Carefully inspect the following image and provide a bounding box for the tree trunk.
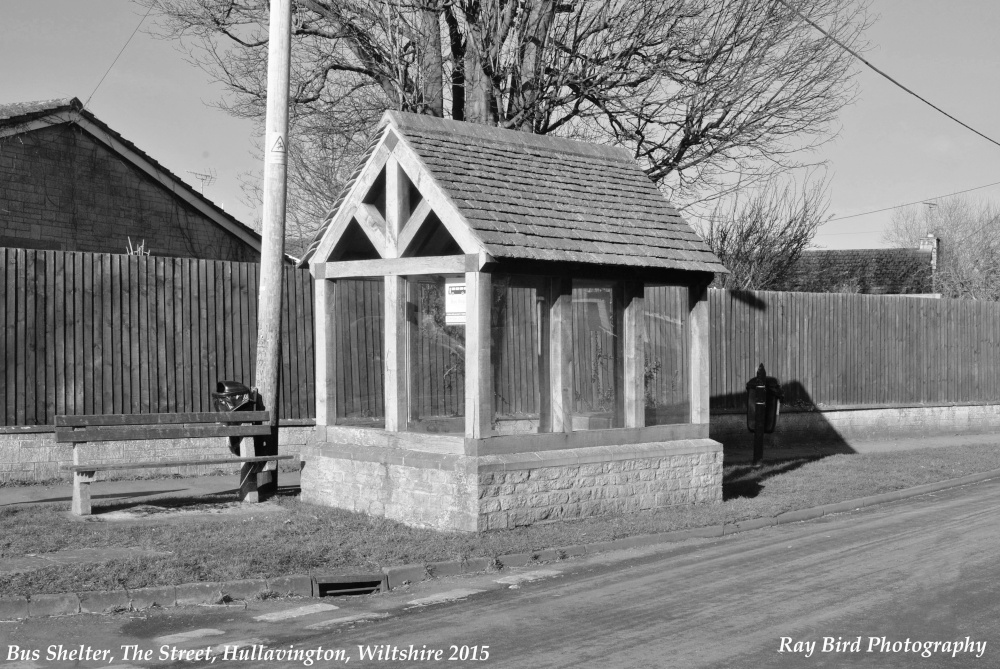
[419,2,444,117]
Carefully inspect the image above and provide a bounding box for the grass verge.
[2,443,999,597]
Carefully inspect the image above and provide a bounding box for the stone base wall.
[0,426,314,484]
[479,444,721,530]
[300,450,479,531]
[710,404,1000,452]
[301,435,722,532]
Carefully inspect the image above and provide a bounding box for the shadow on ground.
[723,457,820,501]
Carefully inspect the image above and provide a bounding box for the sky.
[2,1,1000,250]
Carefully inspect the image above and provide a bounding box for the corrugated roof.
[303,111,725,273]
[0,97,260,246]
[774,248,934,294]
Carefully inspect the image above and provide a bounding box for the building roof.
[0,97,261,252]
[302,111,726,273]
[774,248,934,294]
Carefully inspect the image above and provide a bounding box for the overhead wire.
[776,0,1000,235]
[775,0,1000,151]
[82,5,154,111]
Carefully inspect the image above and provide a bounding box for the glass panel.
[643,284,690,425]
[490,275,550,434]
[571,280,622,430]
[334,278,385,426]
[410,276,465,432]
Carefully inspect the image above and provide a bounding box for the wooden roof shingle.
[302,111,726,273]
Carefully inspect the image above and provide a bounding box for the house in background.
[772,235,939,295]
[0,97,260,261]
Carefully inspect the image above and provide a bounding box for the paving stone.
[28,593,80,617]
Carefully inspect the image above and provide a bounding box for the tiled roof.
[774,249,934,294]
[0,97,260,245]
[302,112,726,273]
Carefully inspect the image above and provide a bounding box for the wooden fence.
[710,288,1000,410]
[0,248,314,426]
[6,253,1000,429]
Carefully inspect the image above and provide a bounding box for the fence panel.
[0,248,314,425]
[709,288,1000,410]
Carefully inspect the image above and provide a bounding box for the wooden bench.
[55,412,295,515]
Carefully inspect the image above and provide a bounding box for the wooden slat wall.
[708,288,1000,410]
[333,278,384,420]
[0,248,315,425]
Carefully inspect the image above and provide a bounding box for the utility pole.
[245,0,292,501]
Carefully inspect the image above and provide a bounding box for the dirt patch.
[87,500,288,523]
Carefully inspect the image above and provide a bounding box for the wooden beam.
[689,282,710,424]
[397,198,433,256]
[314,278,337,425]
[392,143,487,256]
[550,278,574,433]
[623,282,645,428]
[384,276,408,431]
[385,157,408,258]
[354,203,387,252]
[318,255,476,279]
[465,271,492,438]
[310,143,392,263]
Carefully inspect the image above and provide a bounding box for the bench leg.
[72,471,95,516]
[239,461,264,503]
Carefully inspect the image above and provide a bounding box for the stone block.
[28,593,80,617]
[384,563,427,589]
[266,575,314,597]
[426,560,464,579]
[462,557,493,574]
[220,579,269,602]
[0,596,30,620]
[175,582,226,606]
[497,552,532,568]
[78,589,131,614]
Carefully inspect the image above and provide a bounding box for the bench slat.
[61,455,296,472]
[55,412,271,427]
[55,423,272,443]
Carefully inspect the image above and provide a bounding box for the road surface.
[3,477,999,668]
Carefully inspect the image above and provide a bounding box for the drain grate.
[314,573,387,597]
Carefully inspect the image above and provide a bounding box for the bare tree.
[884,196,1000,300]
[138,0,870,234]
[700,175,831,290]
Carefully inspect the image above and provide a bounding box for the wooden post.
[313,277,337,426]
[465,271,492,438]
[689,281,711,425]
[384,276,408,431]
[250,0,292,500]
[550,278,574,433]
[623,282,645,428]
[71,445,93,515]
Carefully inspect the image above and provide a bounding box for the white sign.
[445,277,466,325]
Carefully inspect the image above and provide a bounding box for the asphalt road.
[3,478,999,669]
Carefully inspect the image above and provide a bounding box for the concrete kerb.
[3,468,999,620]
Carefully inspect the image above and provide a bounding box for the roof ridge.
[384,111,631,163]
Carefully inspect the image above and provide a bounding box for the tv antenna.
[186,168,217,194]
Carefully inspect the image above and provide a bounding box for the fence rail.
[0,248,314,426]
[709,288,1000,410]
